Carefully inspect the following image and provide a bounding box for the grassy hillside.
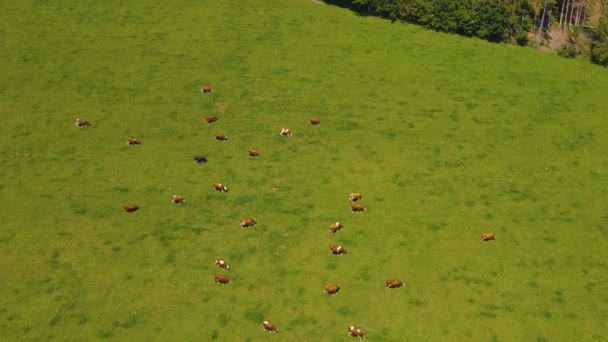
[1,0,607,340]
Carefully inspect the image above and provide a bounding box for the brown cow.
[280,128,292,136]
[215,256,230,270]
[262,320,279,333]
[200,85,213,94]
[205,115,218,123]
[171,195,185,204]
[348,325,365,338]
[481,233,496,241]
[351,204,365,212]
[386,278,404,289]
[214,274,230,284]
[127,137,141,145]
[213,132,228,141]
[247,148,260,158]
[75,118,91,127]
[309,117,320,125]
[122,204,139,213]
[349,193,362,202]
[329,222,343,234]
[240,218,257,228]
[329,244,346,255]
[324,284,340,295]
[213,182,228,192]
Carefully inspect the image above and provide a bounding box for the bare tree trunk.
[537,1,548,44]
[569,0,577,26]
[564,0,572,28]
[560,0,567,30]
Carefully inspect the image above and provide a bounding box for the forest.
[325,0,608,66]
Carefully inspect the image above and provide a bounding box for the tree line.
[324,0,608,66]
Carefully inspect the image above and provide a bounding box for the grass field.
[1,0,608,340]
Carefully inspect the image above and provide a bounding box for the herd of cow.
[74,84,496,338]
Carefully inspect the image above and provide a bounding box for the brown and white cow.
[127,137,141,145]
[215,256,230,270]
[205,115,218,123]
[240,218,257,228]
[329,244,346,255]
[213,132,228,141]
[351,204,365,212]
[171,195,185,204]
[247,148,260,158]
[213,182,228,192]
[280,128,292,136]
[349,193,362,202]
[122,204,139,213]
[262,320,279,333]
[309,117,320,125]
[324,284,340,295]
[329,222,343,234]
[75,118,91,127]
[200,85,213,94]
[214,274,230,284]
[481,233,496,241]
[386,278,404,289]
[348,325,365,338]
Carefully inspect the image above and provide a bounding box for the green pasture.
[1,0,607,340]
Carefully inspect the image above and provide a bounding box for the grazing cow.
[351,204,365,212]
[240,218,257,228]
[324,284,340,295]
[213,182,228,192]
[205,115,218,123]
[262,320,279,333]
[194,155,208,164]
[214,274,230,284]
[349,193,362,202]
[348,325,365,338]
[329,244,346,255]
[171,195,185,204]
[200,86,213,94]
[75,118,91,127]
[213,132,228,141]
[280,128,292,136]
[481,233,496,241]
[215,256,230,270]
[127,137,141,145]
[309,117,320,125]
[386,278,404,289]
[329,222,343,234]
[247,148,260,158]
[122,204,139,213]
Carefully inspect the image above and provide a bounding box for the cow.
[213,182,228,192]
[247,148,260,158]
[200,86,213,94]
[214,274,230,284]
[280,128,292,136]
[215,256,230,270]
[262,320,279,333]
[329,222,343,234]
[481,233,496,241]
[122,204,139,213]
[386,278,404,289]
[348,325,365,338]
[240,218,257,228]
[324,284,340,295]
[213,132,228,141]
[351,204,365,212]
[349,193,362,202]
[309,117,320,125]
[127,137,141,145]
[194,155,208,164]
[329,244,346,255]
[205,115,218,123]
[75,118,91,127]
[171,195,185,204]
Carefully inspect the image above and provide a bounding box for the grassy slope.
[1,0,607,340]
